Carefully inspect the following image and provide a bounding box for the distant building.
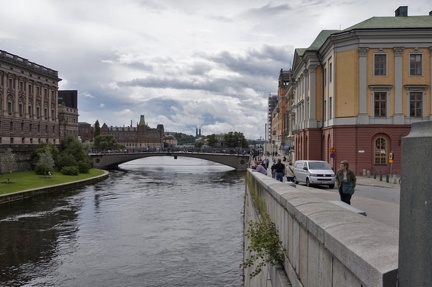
[163,134,177,147]
[0,49,62,145]
[58,90,79,141]
[100,115,164,149]
[78,122,93,142]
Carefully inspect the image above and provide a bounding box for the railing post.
[398,121,432,286]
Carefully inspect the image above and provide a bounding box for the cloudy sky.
[0,0,430,139]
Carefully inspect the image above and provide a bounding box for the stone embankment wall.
[0,171,109,204]
[244,170,398,287]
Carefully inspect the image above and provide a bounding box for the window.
[374,54,387,76]
[19,103,23,116]
[28,106,32,117]
[374,137,387,164]
[410,54,422,75]
[374,92,386,117]
[329,63,332,82]
[410,92,422,117]
[7,102,12,114]
[36,107,40,118]
[21,122,24,132]
[36,86,40,96]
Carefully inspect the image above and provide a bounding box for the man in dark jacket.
[273,159,285,182]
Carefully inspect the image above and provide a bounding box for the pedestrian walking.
[285,162,295,182]
[274,159,285,182]
[336,160,356,205]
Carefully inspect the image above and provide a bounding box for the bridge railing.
[244,169,398,287]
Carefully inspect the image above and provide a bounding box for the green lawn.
[0,169,106,195]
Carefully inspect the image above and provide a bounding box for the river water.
[0,157,245,287]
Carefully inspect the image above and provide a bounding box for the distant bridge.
[89,152,251,170]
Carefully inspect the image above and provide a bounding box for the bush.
[60,166,79,175]
[57,153,77,171]
[34,164,53,176]
[77,160,91,173]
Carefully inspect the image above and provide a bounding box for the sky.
[0,1,431,140]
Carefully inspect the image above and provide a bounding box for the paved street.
[298,176,400,230]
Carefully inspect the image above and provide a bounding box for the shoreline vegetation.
[0,168,106,196]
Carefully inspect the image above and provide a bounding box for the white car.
[293,160,335,188]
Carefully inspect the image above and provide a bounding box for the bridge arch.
[89,152,250,171]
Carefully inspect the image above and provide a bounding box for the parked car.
[293,160,335,188]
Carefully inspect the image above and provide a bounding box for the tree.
[206,134,218,148]
[33,143,60,169]
[194,141,204,150]
[93,120,101,138]
[35,150,55,176]
[0,148,17,183]
[224,131,247,148]
[57,136,92,174]
[93,135,120,152]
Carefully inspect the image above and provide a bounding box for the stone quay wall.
[0,171,109,205]
[243,170,398,287]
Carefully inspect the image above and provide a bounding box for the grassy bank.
[0,169,106,195]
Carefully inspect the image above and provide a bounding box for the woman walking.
[336,160,356,205]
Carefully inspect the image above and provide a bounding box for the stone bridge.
[89,152,251,170]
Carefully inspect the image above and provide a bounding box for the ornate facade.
[0,50,62,145]
[282,6,432,175]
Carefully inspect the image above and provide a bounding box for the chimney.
[395,6,408,17]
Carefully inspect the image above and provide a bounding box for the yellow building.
[287,6,432,175]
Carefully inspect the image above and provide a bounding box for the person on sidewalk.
[285,162,295,182]
[336,160,356,205]
[252,161,268,175]
[274,159,285,182]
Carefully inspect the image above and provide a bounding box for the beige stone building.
[280,6,432,175]
[0,50,62,145]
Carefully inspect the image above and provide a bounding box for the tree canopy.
[223,131,247,148]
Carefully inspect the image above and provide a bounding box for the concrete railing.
[244,169,398,287]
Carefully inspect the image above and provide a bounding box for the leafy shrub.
[77,160,91,173]
[57,153,77,171]
[34,164,53,176]
[60,166,79,175]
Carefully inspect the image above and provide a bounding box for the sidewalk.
[356,175,400,188]
[303,175,400,230]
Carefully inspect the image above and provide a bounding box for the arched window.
[374,137,387,164]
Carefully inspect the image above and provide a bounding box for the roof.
[303,16,432,53]
[308,30,340,50]
[344,15,432,30]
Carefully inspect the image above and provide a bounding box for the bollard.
[386,174,389,183]
[398,121,432,286]
[379,171,382,181]
[373,172,376,179]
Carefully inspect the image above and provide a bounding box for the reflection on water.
[0,157,245,287]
